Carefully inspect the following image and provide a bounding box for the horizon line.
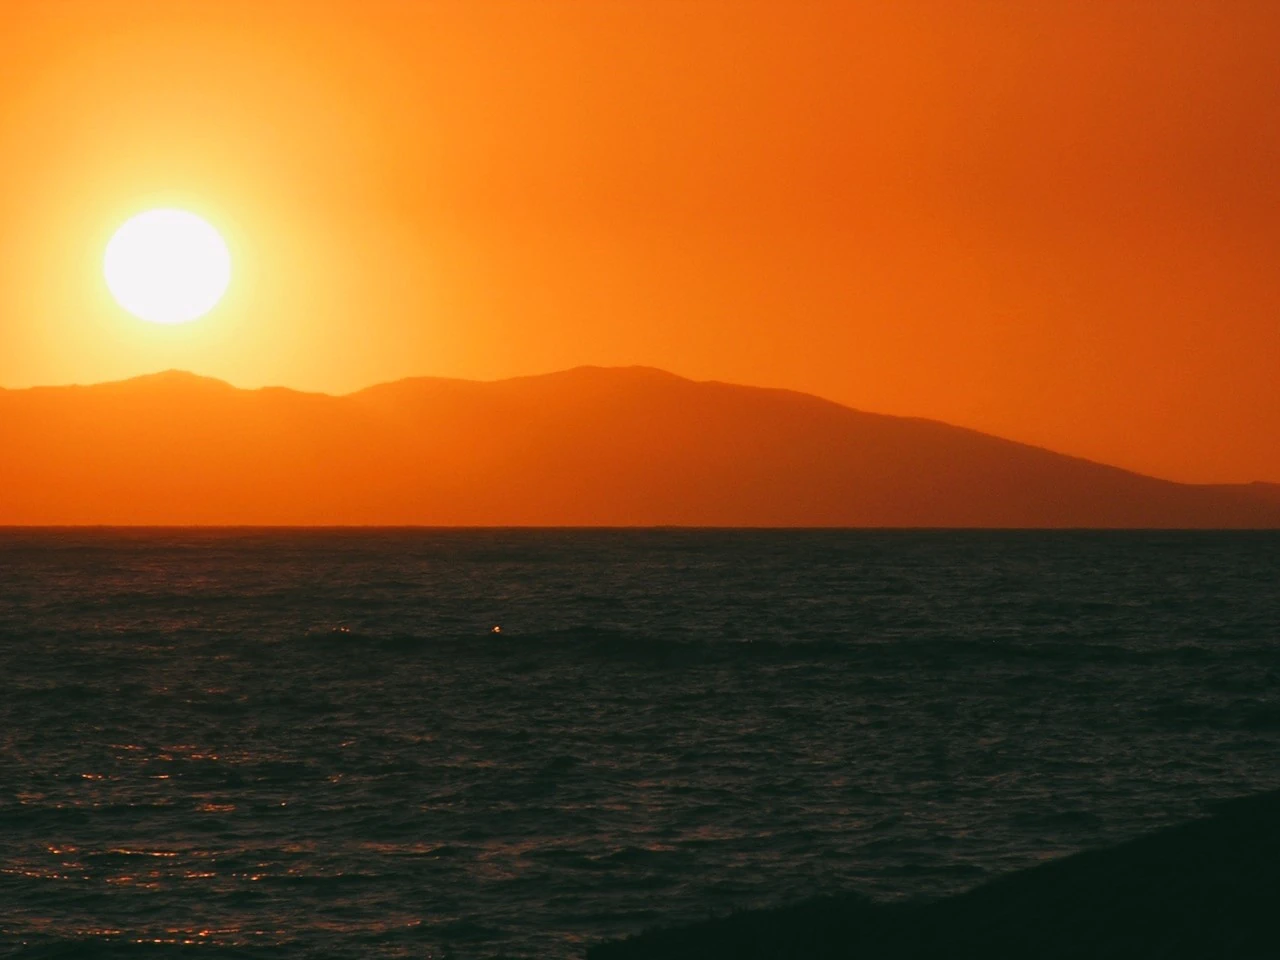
[3,524,1279,532]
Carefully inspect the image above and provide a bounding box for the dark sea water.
[2,530,1279,958]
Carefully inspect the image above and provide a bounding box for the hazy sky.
[1,1,1277,483]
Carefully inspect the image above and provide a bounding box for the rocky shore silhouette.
[590,790,1280,959]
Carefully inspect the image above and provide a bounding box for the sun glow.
[104,210,231,325]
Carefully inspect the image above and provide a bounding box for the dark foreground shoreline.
[589,789,1280,959]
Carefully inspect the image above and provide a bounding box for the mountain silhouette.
[2,366,1277,526]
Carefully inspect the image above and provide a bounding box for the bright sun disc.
[104,209,231,324]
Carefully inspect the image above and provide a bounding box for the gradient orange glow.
[0,1,1277,484]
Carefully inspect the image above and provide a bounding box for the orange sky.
[0,0,1277,484]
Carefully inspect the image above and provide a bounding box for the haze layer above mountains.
[2,367,1277,527]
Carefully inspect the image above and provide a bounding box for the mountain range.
[2,366,1277,526]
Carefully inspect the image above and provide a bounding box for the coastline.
[589,790,1280,959]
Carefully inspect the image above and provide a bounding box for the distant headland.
[2,366,1278,527]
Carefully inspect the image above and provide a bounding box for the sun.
[104,209,232,325]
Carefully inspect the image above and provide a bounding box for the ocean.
[2,529,1279,958]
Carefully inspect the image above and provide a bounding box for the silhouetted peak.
[483,365,694,391]
[105,369,236,392]
[350,365,693,403]
[544,365,690,382]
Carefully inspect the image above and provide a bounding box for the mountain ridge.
[1,367,1277,527]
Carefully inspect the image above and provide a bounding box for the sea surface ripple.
[1,530,1279,958]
